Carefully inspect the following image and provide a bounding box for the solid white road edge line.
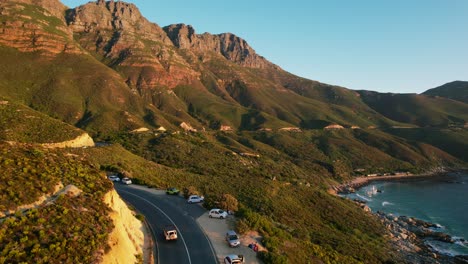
[119,189,192,264]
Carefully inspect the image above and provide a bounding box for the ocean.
[344,172,468,256]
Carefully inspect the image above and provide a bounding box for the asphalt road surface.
[114,184,218,264]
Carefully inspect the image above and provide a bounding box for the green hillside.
[0,0,467,263]
[423,81,468,104]
[0,143,113,263]
[357,91,468,128]
[0,99,82,143]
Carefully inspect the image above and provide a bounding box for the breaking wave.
[382,201,393,206]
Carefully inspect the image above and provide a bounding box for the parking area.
[197,213,263,264]
[121,184,264,263]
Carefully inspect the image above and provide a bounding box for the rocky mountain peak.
[164,23,278,69]
[67,0,171,45]
[163,24,196,49]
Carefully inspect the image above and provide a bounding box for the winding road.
[114,184,218,264]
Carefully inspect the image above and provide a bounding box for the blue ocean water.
[345,172,468,256]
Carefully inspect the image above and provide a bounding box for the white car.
[108,175,120,182]
[187,195,204,204]
[209,209,228,219]
[224,254,244,264]
[225,230,240,247]
[121,177,132,185]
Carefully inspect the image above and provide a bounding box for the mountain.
[1,0,467,263]
[423,81,468,104]
[357,90,468,128]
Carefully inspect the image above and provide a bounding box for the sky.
[61,0,468,94]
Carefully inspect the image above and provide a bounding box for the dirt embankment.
[102,190,146,264]
[41,133,95,149]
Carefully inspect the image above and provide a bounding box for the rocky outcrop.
[180,122,197,132]
[0,0,82,56]
[324,124,344,130]
[67,0,199,90]
[102,189,145,264]
[220,125,233,131]
[376,212,465,263]
[41,133,95,148]
[15,0,67,22]
[278,127,302,132]
[164,23,279,69]
[0,183,84,218]
[130,127,150,133]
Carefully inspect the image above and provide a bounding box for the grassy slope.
[201,55,403,130]
[0,45,150,134]
[385,128,468,162]
[74,135,401,263]
[0,100,82,143]
[423,81,468,104]
[0,142,114,263]
[357,91,468,127]
[88,128,464,263]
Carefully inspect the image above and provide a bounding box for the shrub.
[219,193,238,212]
[183,186,199,198]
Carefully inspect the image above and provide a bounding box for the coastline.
[332,169,468,263]
[329,169,467,195]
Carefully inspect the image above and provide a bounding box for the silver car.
[225,230,240,247]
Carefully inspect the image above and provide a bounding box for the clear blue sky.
[62,0,468,94]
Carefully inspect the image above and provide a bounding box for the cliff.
[164,23,278,69]
[0,0,82,56]
[102,189,146,264]
[67,0,199,90]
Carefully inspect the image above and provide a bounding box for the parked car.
[224,254,244,264]
[108,175,120,182]
[166,187,180,195]
[187,195,204,204]
[121,177,132,185]
[163,225,178,241]
[225,230,240,247]
[209,208,228,219]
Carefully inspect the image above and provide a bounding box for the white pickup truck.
[164,225,178,241]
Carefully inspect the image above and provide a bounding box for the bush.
[219,193,238,212]
[183,186,199,198]
[258,251,288,264]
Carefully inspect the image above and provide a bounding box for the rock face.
[164,23,278,69]
[67,0,199,90]
[0,0,82,56]
[102,189,145,264]
[15,0,67,22]
[41,133,95,148]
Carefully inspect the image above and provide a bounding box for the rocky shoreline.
[336,169,468,264]
[375,211,468,264]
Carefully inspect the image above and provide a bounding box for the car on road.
[209,208,228,219]
[163,225,178,241]
[187,195,204,204]
[108,175,120,182]
[224,254,244,264]
[225,230,240,247]
[166,187,180,195]
[121,177,132,185]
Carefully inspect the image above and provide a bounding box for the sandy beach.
[329,170,458,195]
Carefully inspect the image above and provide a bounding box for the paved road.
[114,184,218,264]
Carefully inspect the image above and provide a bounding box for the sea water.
[344,172,468,256]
